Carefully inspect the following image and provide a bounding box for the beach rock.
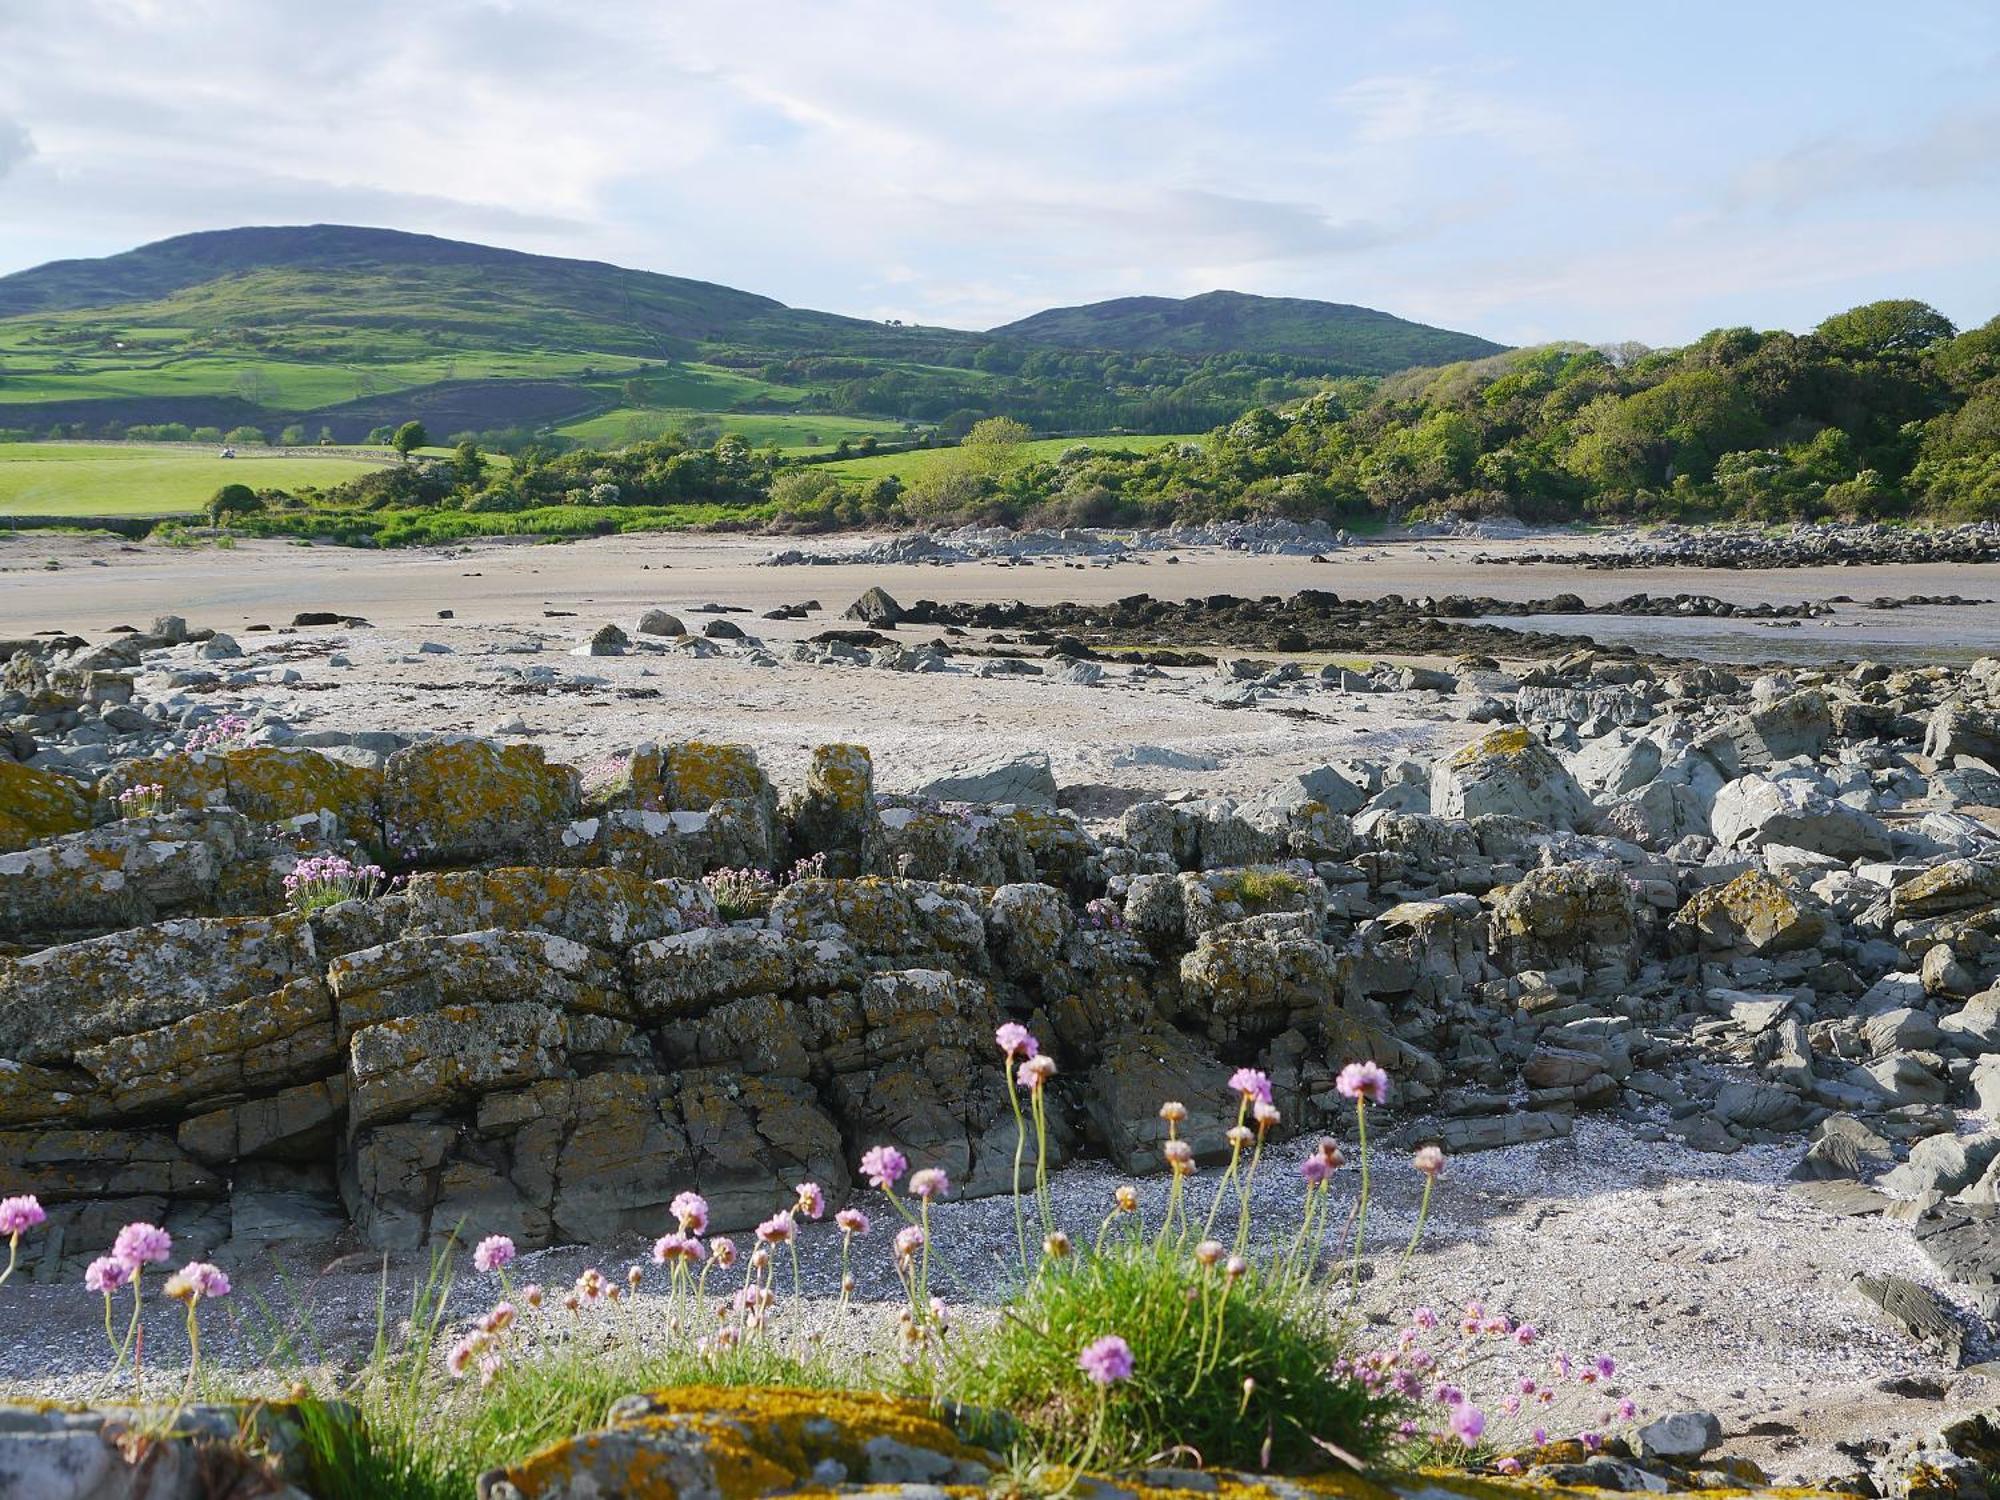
[909,751,1058,808]
[1670,871,1828,956]
[1489,862,1637,972]
[1430,726,1595,830]
[1635,1411,1723,1462]
[0,759,90,852]
[383,738,578,865]
[635,609,685,636]
[844,587,904,626]
[1710,775,1892,860]
[792,744,876,876]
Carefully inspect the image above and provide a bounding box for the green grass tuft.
[953,1238,1407,1472]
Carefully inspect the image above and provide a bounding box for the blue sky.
[0,1,1994,348]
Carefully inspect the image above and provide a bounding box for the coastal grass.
[814,433,1197,482]
[212,498,777,547]
[953,1238,1400,1472]
[0,443,394,516]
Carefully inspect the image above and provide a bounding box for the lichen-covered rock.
[871,804,1035,885]
[676,1070,848,1229]
[1034,928,1164,1061]
[103,747,382,841]
[631,740,774,812]
[330,928,632,1033]
[557,809,705,879]
[382,737,578,865]
[1671,870,1828,955]
[178,1078,345,1165]
[819,969,1018,1196]
[984,882,1072,978]
[348,1001,570,1126]
[770,876,987,973]
[625,926,796,1018]
[504,1073,700,1245]
[405,867,714,952]
[1349,896,1490,1003]
[1895,859,2000,920]
[995,805,1101,892]
[70,975,336,1118]
[1490,861,1638,972]
[1181,864,1326,942]
[0,913,318,1064]
[0,759,90,853]
[0,809,252,934]
[482,1386,992,1500]
[1083,1028,1243,1172]
[791,743,875,876]
[1178,933,1344,1043]
[1431,726,1595,830]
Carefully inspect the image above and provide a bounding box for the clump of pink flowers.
[185,713,252,753]
[115,782,169,819]
[283,853,385,913]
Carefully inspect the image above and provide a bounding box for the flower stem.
[1005,1069,1029,1275]
[1347,1099,1372,1297]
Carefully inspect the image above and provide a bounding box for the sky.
[0,1,1995,349]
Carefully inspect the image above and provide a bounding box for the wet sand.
[8,528,2000,664]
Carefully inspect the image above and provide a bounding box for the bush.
[207,483,264,523]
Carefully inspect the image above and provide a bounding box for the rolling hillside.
[0,226,1506,445]
[990,289,1506,369]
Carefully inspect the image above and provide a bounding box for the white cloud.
[0,117,33,181]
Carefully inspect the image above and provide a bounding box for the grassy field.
[557,405,916,450]
[0,442,396,515]
[814,432,1198,481]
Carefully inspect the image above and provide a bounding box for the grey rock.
[909,751,1058,808]
[1634,1410,1723,1462]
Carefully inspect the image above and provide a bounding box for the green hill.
[989,289,1505,370]
[0,226,1506,446]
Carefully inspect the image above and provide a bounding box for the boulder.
[0,759,90,852]
[1430,726,1595,830]
[382,738,577,865]
[843,587,904,626]
[908,751,1058,808]
[630,740,773,813]
[1670,870,1827,956]
[1709,775,1892,860]
[791,743,875,876]
[1489,861,1637,972]
[403,867,714,951]
[1634,1411,1723,1462]
[635,608,685,637]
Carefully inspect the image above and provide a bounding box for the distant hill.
[990,289,1505,370]
[0,226,1508,444]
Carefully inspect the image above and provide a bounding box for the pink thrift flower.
[794,1182,826,1220]
[893,1225,925,1263]
[1618,1398,1638,1421]
[1299,1156,1330,1185]
[0,1196,45,1236]
[84,1256,131,1295]
[1450,1404,1485,1446]
[1018,1055,1056,1090]
[995,1022,1038,1059]
[710,1237,738,1269]
[445,1336,479,1379]
[1077,1334,1134,1385]
[472,1234,516,1274]
[670,1191,710,1235]
[835,1208,870,1236]
[1515,1323,1539,1344]
[1227,1067,1272,1105]
[112,1222,171,1268]
[860,1145,908,1190]
[181,1261,230,1299]
[1335,1060,1390,1105]
[1252,1101,1280,1129]
[1412,1145,1445,1178]
[1496,1458,1523,1475]
[755,1212,795,1245]
[909,1168,950,1201]
[1412,1306,1439,1330]
[1595,1354,1617,1379]
[652,1232,704,1265]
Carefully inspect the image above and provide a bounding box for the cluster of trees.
[212,298,2000,536]
[826,299,1997,529]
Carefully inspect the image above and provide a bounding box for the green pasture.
[0,442,396,516]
